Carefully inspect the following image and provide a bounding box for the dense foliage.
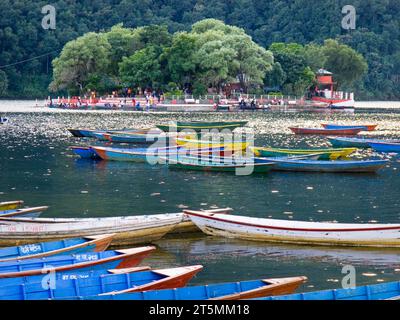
[0,0,398,99]
[50,19,275,96]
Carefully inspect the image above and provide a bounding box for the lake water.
[0,100,399,293]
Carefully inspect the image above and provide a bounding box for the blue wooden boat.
[369,141,400,152]
[0,266,151,290]
[255,158,389,173]
[67,128,146,138]
[322,124,377,131]
[0,246,155,280]
[71,276,307,300]
[91,131,110,141]
[328,137,377,148]
[0,265,203,300]
[328,137,400,148]
[260,280,400,300]
[0,234,113,262]
[71,146,101,159]
[0,206,48,218]
[92,145,224,162]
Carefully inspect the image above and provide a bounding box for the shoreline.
[1,100,400,113]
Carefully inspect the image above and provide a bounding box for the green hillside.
[0,0,399,99]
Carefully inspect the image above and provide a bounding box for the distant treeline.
[0,0,398,100]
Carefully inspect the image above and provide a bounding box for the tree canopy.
[50,19,274,95]
[0,0,397,99]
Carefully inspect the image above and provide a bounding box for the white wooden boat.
[0,208,232,246]
[184,210,400,248]
[0,213,184,246]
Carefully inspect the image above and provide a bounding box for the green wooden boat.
[156,121,247,132]
[162,155,275,173]
[250,146,357,160]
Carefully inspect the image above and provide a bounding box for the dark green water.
[1,104,400,292]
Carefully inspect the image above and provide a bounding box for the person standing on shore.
[149,95,154,110]
[146,98,150,111]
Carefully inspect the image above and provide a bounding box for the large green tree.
[191,19,273,92]
[269,43,315,96]
[119,46,163,89]
[322,39,368,90]
[104,24,142,76]
[164,32,198,85]
[49,32,111,93]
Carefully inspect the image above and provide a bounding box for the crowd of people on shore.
[238,96,286,110]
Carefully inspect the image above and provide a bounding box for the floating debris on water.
[362,273,377,277]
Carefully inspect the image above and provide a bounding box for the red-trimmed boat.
[0,246,155,279]
[289,127,363,135]
[184,210,400,247]
[75,276,308,300]
[321,124,377,131]
[0,265,203,300]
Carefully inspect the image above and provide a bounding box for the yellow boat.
[175,138,249,151]
[0,201,24,211]
[250,147,357,160]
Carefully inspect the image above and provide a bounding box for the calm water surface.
[0,100,399,292]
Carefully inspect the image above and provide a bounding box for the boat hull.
[0,206,48,218]
[290,127,363,135]
[322,124,377,131]
[328,137,378,148]
[166,157,275,173]
[263,280,400,300]
[68,128,145,138]
[92,146,224,163]
[262,159,388,173]
[175,138,249,151]
[71,146,101,159]
[369,142,400,152]
[0,265,202,300]
[0,213,183,246]
[104,133,164,144]
[250,147,356,160]
[184,211,400,247]
[0,201,24,211]
[80,276,307,300]
[156,121,247,132]
[0,234,114,262]
[0,247,155,280]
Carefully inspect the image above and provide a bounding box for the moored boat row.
[0,216,310,300]
[0,205,398,300]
